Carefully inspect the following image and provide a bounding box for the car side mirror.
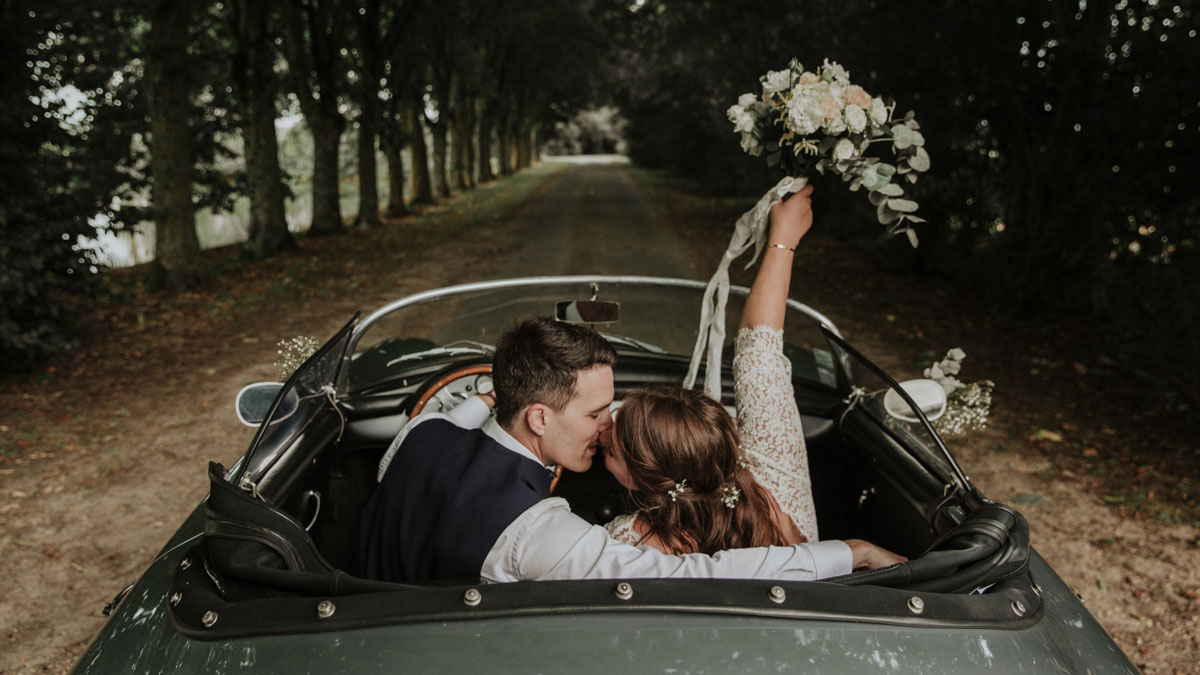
[235,382,288,427]
[555,300,620,324]
[883,379,948,423]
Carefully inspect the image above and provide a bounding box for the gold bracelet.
[768,243,796,252]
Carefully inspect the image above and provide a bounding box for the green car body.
[74,277,1137,673]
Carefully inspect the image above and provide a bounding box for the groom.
[359,316,893,583]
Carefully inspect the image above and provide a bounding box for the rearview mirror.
[883,379,947,423]
[555,300,620,324]
[235,382,294,427]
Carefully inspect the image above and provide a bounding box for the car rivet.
[1011,600,1027,616]
[316,600,335,619]
[463,588,482,607]
[907,596,925,614]
[615,582,633,601]
[201,611,218,628]
[768,586,786,604]
[169,592,182,607]
[1032,583,1043,597]
[178,558,191,570]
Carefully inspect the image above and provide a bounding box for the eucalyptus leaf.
[878,182,905,196]
[887,198,920,213]
[876,163,897,177]
[906,118,921,131]
[868,190,888,206]
[906,172,919,184]
[861,168,889,191]
[896,164,911,174]
[818,136,838,152]
[766,150,782,166]
[848,177,863,192]
[909,146,931,172]
[835,161,849,173]
[910,129,925,147]
[891,125,913,149]
[766,141,780,152]
[906,215,928,224]
[905,228,920,247]
[877,202,901,225]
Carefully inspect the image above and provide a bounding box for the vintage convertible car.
[74,276,1136,673]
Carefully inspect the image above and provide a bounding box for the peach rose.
[842,85,872,109]
[820,96,841,122]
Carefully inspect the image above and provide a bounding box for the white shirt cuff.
[804,540,852,578]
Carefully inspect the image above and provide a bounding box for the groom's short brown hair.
[493,316,617,426]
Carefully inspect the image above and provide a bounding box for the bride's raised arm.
[740,183,814,332]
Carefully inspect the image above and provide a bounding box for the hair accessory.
[721,486,741,509]
[768,243,796,252]
[668,480,689,502]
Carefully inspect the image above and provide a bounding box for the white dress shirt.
[377,395,853,583]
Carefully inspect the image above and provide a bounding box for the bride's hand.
[767,184,815,249]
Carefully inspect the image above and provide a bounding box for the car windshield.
[344,277,841,393]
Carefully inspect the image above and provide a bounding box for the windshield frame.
[340,275,842,394]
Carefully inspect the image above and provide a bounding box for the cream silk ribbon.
[683,175,808,400]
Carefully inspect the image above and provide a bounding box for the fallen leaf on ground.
[1030,429,1064,442]
[1082,448,1099,457]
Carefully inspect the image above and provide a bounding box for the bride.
[602,185,903,566]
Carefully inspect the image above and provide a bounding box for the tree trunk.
[477,106,495,182]
[430,118,450,198]
[382,134,407,217]
[451,86,469,190]
[230,0,294,259]
[308,113,345,235]
[497,112,513,176]
[145,0,200,290]
[464,93,478,188]
[355,96,381,226]
[408,103,434,204]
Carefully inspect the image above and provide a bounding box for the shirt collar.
[482,417,548,468]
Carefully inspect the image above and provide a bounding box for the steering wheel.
[408,363,564,494]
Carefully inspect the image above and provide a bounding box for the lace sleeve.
[732,325,820,541]
[603,513,640,545]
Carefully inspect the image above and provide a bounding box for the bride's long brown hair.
[613,386,792,554]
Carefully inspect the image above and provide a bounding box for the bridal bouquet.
[727,58,928,245]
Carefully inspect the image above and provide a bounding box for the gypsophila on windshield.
[668,480,689,502]
[274,336,322,380]
[720,486,741,509]
[727,58,929,245]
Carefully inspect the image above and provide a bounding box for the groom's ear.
[525,404,548,436]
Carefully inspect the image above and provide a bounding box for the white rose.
[733,110,755,133]
[824,115,846,134]
[737,93,757,108]
[948,347,966,361]
[822,59,851,86]
[726,103,744,125]
[762,69,792,96]
[740,132,763,157]
[785,94,824,135]
[870,97,888,125]
[833,138,856,161]
[844,104,867,133]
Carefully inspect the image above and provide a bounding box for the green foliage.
[618,0,1200,398]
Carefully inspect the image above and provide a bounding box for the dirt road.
[1,158,1194,673]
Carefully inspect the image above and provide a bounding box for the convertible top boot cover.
[204,463,395,600]
[829,503,1030,594]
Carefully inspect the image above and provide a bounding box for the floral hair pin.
[721,486,741,509]
[668,480,689,502]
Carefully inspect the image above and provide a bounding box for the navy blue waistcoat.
[359,418,552,583]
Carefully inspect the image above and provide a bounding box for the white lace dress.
[605,325,819,545]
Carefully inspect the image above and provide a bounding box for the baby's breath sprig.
[273,336,322,381]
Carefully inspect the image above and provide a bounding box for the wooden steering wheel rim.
[408,363,564,494]
[410,364,493,417]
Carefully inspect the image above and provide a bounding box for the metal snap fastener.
[1011,600,1026,616]
[178,558,191,570]
[768,586,786,604]
[463,588,482,607]
[169,592,182,607]
[615,582,633,601]
[201,611,218,628]
[317,600,336,619]
[1032,583,1043,597]
[907,596,925,614]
